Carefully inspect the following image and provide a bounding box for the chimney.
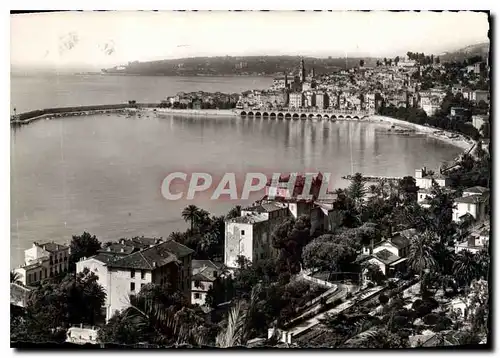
[120,238,125,245]
[107,247,111,252]
[120,248,124,253]
[152,261,157,268]
[370,239,374,254]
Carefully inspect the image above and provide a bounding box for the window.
[130,282,136,291]
[141,270,146,279]
[59,264,62,272]
[194,293,201,299]
[241,230,245,235]
[34,272,37,281]
[131,269,135,278]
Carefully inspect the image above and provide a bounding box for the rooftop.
[242,202,286,214]
[99,243,135,255]
[36,242,69,253]
[107,240,193,270]
[455,195,489,204]
[463,186,490,195]
[389,234,411,249]
[229,213,268,224]
[373,249,401,265]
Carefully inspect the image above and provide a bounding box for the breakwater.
[10,103,160,125]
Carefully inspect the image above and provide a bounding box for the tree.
[70,232,101,269]
[302,235,357,273]
[271,216,312,274]
[216,285,261,347]
[407,231,437,294]
[347,172,366,210]
[226,205,241,220]
[453,250,483,288]
[359,59,365,68]
[99,283,213,346]
[181,205,200,231]
[12,268,106,344]
[398,176,418,203]
[11,271,22,285]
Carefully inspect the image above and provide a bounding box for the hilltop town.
[160,52,489,143]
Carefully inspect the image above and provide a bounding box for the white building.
[14,242,70,286]
[472,114,488,131]
[452,188,489,223]
[415,167,450,189]
[77,239,193,321]
[455,229,489,254]
[66,325,99,345]
[191,260,224,306]
[224,202,290,268]
[288,92,303,109]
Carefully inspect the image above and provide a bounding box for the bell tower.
[300,57,306,83]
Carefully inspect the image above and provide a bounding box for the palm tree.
[123,284,208,346]
[453,250,481,288]
[216,284,260,347]
[181,205,200,231]
[407,231,437,294]
[10,271,22,285]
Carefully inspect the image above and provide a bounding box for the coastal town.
[11,49,491,348]
[10,10,491,350]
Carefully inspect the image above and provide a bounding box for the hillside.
[101,56,379,77]
[439,42,490,63]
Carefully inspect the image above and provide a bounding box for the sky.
[11,11,489,70]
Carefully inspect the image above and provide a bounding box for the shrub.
[367,282,375,288]
[333,298,343,306]
[434,316,453,332]
[422,313,440,326]
[345,292,353,299]
[386,280,398,289]
[378,293,389,305]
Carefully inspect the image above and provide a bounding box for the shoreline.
[10,106,476,155]
[369,115,475,152]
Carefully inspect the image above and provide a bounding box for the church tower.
[299,57,306,83]
[310,67,315,79]
[284,71,288,89]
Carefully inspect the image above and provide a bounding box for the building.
[469,90,490,104]
[415,167,450,189]
[365,249,407,276]
[450,107,470,121]
[191,260,224,306]
[288,92,303,109]
[14,241,70,286]
[472,114,488,131]
[452,188,489,223]
[419,95,442,116]
[66,325,99,345]
[455,229,489,254]
[315,91,328,109]
[224,202,290,268]
[77,239,194,321]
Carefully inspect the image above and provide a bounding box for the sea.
[10,73,462,268]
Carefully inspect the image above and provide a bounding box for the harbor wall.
[10,103,160,125]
